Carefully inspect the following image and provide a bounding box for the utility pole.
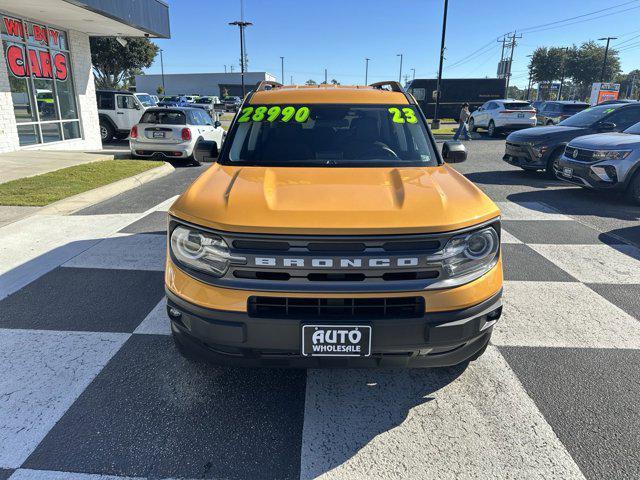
[159,49,165,93]
[497,36,507,78]
[290,75,293,85]
[365,58,370,84]
[280,56,284,84]
[432,0,448,130]
[403,74,409,86]
[324,68,327,84]
[504,32,521,98]
[598,36,617,83]
[557,47,569,100]
[228,20,253,98]
[397,53,403,84]
[223,64,227,73]
[629,73,637,99]
[230,65,234,73]
[526,54,533,100]
[411,68,416,81]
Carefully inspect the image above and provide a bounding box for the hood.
[169,165,500,235]
[569,132,640,149]
[507,125,587,143]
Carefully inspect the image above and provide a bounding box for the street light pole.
[598,37,617,83]
[397,53,403,84]
[280,56,284,85]
[411,68,416,81]
[365,58,370,84]
[159,49,165,93]
[432,0,449,130]
[229,21,253,98]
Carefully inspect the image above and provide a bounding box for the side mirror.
[214,120,222,128]
[135,104,141,110]
[442,141,467,163]
[194,140,219,163]
[597,121,616,131]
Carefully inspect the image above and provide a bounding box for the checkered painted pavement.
[1,195,639,480]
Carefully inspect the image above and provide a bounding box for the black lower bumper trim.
[165,288,502,368]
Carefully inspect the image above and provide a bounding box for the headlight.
[532,145,548,158]
[170,225,242,277]
[591,150,632,161]
[431,227,500,279]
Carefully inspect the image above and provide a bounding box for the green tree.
[506,85,524,99]
[530,47,564,84]
[90,37,159,88]
[305,79,317,85]
[330,79,340,85]
[615,69,640,99]
[156,85,165,95]
[566,41,621,98]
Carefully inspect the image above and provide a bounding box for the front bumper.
[503,141,548,169]
[166,287,502,368]
[554,156,626,190]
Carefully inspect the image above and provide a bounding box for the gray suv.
[555,121,640,204]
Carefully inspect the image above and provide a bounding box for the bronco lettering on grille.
[254,257,421,268]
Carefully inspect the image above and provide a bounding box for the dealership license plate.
[152,131,165,138]
[301,325,371,357]
[562,167,573,177]
[517,113,525,118]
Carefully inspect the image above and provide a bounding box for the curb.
[36,162,175,216]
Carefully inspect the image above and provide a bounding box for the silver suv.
[555,120,640,204]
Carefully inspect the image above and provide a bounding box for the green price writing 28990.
[237,106,310,123]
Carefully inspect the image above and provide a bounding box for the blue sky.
[147,0,640,88]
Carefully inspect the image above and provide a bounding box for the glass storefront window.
[2,14,81,146]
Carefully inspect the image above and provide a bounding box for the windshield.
[219,104,437,168]
[559,105,620,127]
[196,98,212,104]
[136,94,156,106]
[140,110,186,125]
[624,121,640,135]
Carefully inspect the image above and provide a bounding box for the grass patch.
[0,159,164,206]
[429,124,458,135]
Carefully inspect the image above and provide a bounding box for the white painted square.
[492,281,640,348]
[0,330,128,468]
[500,229,522,244]
[63,234,166,271]
[497,201,571,221]
[134,298,171,335]
[8,469,141,480]
[300,346,584,480]
[529,243,640,284]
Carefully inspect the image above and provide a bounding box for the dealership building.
[0,0,170,154]
[135,72,277,98]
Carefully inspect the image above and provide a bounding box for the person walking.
[453,103,471,141]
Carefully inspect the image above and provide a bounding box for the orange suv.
[165,81,503,367]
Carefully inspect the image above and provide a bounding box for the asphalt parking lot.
[1,138,639,480]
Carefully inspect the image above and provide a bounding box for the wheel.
[187,140,202,166]
[625,171,640,205]
[99,119,114,143]
[545,148,563,177]
[487,120,497,137]
[469,118,477,132]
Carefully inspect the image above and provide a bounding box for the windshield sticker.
[603,108,615,114]
[388,107,418,124]
[237,106,310,123]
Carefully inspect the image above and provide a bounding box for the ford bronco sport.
[166,81,503,368]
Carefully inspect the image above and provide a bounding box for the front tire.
[99,120,114,143]
[625,171,640,205]
[469,118,477,132]
[545,148,563,177]
[487,120,497,137]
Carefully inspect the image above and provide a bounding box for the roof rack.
[369,81,405,92]
[256,80,284,91]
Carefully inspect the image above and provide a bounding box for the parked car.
[468,99,536,137]
[531,100,544,113]
[222,96,242,112]
[555,120,640,204]
[503,102,640,175]
[129,107,225,165]
[191,96,220,114]
[597,99,640,106]
[157,96,190,107]
[536,101,589,126]
[165,81,503,367]
[134,92,158,107]
[151,95,160,104]
[97,89,146,143]
[183,95,199,103]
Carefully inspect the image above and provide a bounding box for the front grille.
[248,296,425,319]
[564,146,595,163]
